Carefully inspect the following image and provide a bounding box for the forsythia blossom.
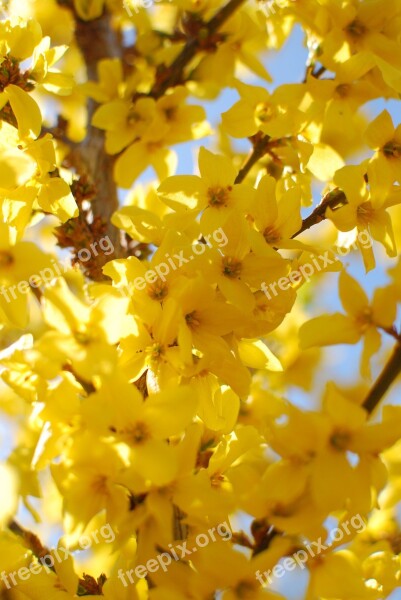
[0,2,401,599]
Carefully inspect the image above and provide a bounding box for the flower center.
[255,101,276,124]
[164,106,177,120]
[355,306,373,332]
[148,343,165,360]
[147,280,168,301]
[128,421,151,445]
[263,225,281,244]
[345,19,366,38]
[383,141,401,159]
[185,310,201,329]
[222,257,242,278]
[127,108,140,125]
[356,203,374,226]
[0,251,14,268]
[335,84,351,98]
[92,475,109,495]
[210,472,226,488]
[271,502,294,517]
[235,580,258,598]
[330,428,351,450]
[207,186,231,207]
[74,330,92,345]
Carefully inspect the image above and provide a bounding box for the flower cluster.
[0,1,401,599]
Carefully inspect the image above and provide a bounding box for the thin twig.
[291,188,347,238]
[8,519,55,570]
[235,135,271,184]
[380,326,401,343]
[313,65,326,79]
[151,0,246,98]
[363,343,401,414]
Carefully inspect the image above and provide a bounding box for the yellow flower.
[299,270,398,377]
[318,0,401,94]
[189,531,290,599]
[365,110,401,207]
[327,164,398,271]
[203,214,290,312]
[29,36,74,95]
[0,80,42,139]
[0,18,72,138]
[158,146,254,234]
[111,185,200,247]
[51,432,130,529]
[0,463,18,526]
[304,69,378,156]
[263,384,401,518]
[248,174,304,250]
[156,86,209,144]
[80,57,124,103]
[81,373,197,485]
[103,229,195,325]
[191,11,272,97]
[93,86,207,186]
[308,549,379,600]
[0,18,42,60]
[222,80,304,139]
[0,223,54,327]
[115,139,177,188]
[171,273,237,345]
[93,96,165,155]
[73,0,105,20]
[39,278,131,380]
[14,542,79,599]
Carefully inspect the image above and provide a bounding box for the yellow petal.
[299,313,361,349]
[114,142,150,188]
[5,84,42,138]
[365,110,394,149]
[73,0,104,20]
[311,450,354,512]
[133,441,178,485]
[0,149,36,188]
[198,146,237,185]
[352,406,401,454]
[368,153,394,208]
[307,143,344,181]
[323,383,366,429]
[339,270,369,317]
[147,386,197,438]
[261,460,308,503]
[0,463,18,525]
[218,277,255,312]
[198,386,240,434]
[372,286,397,328]
[158,175,204,210]
[360,327,382,379]
[37,177,78,221]
[237,339,282,371]
[312,551,373,598]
